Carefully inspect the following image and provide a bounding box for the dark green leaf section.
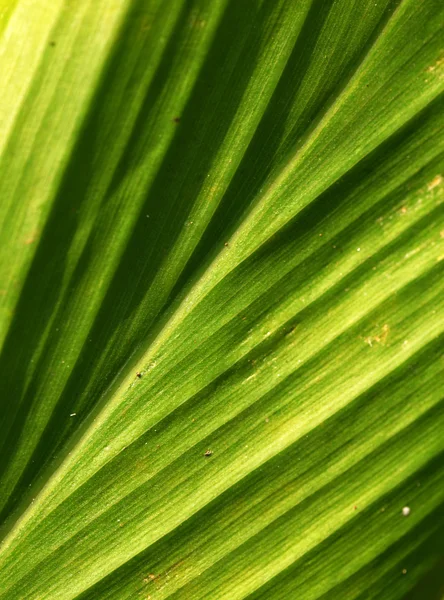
[0,0,443,598]
[0,0,232,514]
[403,559,444,600]
[0,0,312,519]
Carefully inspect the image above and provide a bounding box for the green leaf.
[0,0,443,598]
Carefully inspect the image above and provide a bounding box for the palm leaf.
[0,0,443,598]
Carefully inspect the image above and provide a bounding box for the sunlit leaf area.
[0,0,443,598]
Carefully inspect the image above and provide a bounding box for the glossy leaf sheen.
[0,0,443,599]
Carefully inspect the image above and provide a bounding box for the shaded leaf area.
[0,0,443,598]
[0,0,312,518]
[403,559,444,600]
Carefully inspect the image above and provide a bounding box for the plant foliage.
[0,0,443,598]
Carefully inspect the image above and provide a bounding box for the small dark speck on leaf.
[136,371,142,378]
[173,116,181,123]
[204,449,213,457]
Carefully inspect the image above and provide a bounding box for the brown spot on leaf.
[364,323,390,347]
[191,17,206,29]
[426,54,444,74]
[25,236,36,245]
[427,174,443,191]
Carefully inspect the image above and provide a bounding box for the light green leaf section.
[0,0,443,599]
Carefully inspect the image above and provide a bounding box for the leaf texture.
[0,0,443,598]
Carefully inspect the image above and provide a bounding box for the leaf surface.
[0,0,443,598]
